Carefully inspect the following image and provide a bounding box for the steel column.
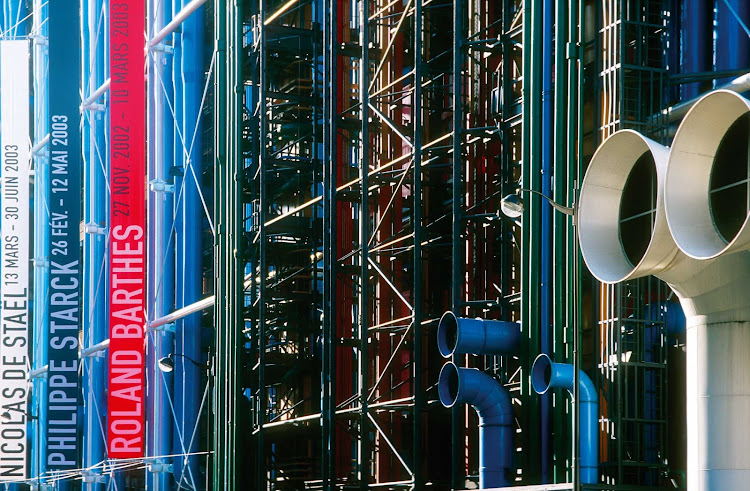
[31,0,49,485]
[173,0,204,486]
[81,0,109,487]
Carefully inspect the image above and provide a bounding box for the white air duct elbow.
[577,129,707,286]
[664,90,750,490]
[578,94,750,490]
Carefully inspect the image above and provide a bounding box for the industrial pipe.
[531,354,598,484]
[665,90,750,259]
[578,97,750,489]
[438,362,514,489]
[664,89,750,490]
[437,311,521,358]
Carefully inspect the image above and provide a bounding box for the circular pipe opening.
[666,90,750,259]
[438,362,460,407]
[437,311,459,358]
[710,113,750,243]
[531,354,553,395]
[619,152,658,267]
[578,130,666,283]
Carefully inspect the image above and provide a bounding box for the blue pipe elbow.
[531,354,599,484]
[439,362,514,488]
[437,311,521,358]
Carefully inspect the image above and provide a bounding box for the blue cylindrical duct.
[531,354,599,484]
[31,0,49,483]
[715,0,750,86]
[81,0,109,487]
[172,0,204,486]
[681,0,710,98]
[642,301,686,337]
[437,311,521,358]
[438,362,514,488]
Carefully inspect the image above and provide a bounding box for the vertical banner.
[0,40,31,480]
[107,0,146,459]
[47,0,82,471]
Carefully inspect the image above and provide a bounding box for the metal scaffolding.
[6,0,746,488]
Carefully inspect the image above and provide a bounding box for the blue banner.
[47,0,82,471]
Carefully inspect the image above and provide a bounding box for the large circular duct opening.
[665,90,750,259]
[531,354,553,395]
[709,113,750,244]
[619,151,658,267]
[578,130,668,283]
[438,363,460,407]
[437,311,459,358]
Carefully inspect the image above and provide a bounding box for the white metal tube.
[28,365,49,379]
[80,339,110,358]
[150,296,214,328]
[148,0,208,48]
[31,133,49,155]
[81,0,208,108]
[666,72,750,122]
[81,78,110,107]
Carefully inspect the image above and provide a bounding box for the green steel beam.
[412,0,424,488]
[359,0,371,487]
[451,0,465,486]
[321,0,338,487]
[212,0,227,484]
[522,0,543,481]
[257,1,268,489]
[212,0,242,487]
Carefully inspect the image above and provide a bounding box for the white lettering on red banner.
[107,0,146,459]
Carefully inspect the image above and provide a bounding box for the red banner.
[107,0,146,459]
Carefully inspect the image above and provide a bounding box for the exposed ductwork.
[578,91,750,490]
[437,311,521,357]
[437,313,519,488]
[438,362,514,489]
[531,354,598,484]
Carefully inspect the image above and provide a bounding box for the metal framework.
[592,0,682,488]
[5,0,748,489]
[214,0,533,489]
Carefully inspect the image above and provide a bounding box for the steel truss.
[216,0,528,489]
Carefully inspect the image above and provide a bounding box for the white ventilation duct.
[578,97,750,490]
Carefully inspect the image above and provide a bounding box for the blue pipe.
[438,363,514,489]
[633,302,685,477]
[437,311,520,357]
[32,0,49,484]
[715,0,750,87]
[172,1,203,487]
[81,0,108,487]
[681,0,709,98]
[2,4,29,490]
[145,0,175,488]
[532,354,598,484]
[540,0,554,481]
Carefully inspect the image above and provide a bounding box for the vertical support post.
[32,0,49,484]
[451,0,464,486]
[358,1,370,488]
[522,0,543,481]
[412,0,423,488]
[146,0,175,488]
[173,0,204,486]
[322,0,338,487]
[211,0,239,486]
[256,1,267,488]
[574,0,585,487]
[540,0,554,481]
[82,0,109,488]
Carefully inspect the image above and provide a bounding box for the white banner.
[0,40,30,481]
